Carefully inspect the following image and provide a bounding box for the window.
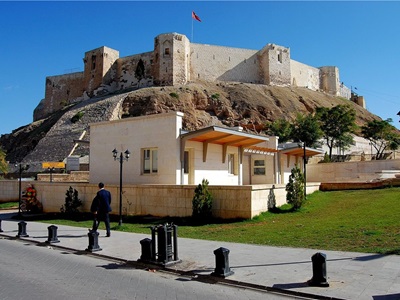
[278,50,283,63]
[91,55,96,70]
[253,159,265,175]
[143,148,158,174]
[164,48,170,55]
[228,153,238,175]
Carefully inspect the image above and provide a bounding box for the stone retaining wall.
[0,180,320,219]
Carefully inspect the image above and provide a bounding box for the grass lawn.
[0,201,18,209]
[35,187,400,254]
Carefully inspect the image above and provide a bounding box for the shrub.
[192,179,213,219]
[211,93,220,100]
[61,186,82,214]
[169,92,179,99]
[71,111,85,123]
[285,165,305,210]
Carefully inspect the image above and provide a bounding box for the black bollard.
[16,221,29,237]
[211,247,234,277]
[0,219,3,232]
[86,230,102,252]
[308,252,329,287]
[172,224,179,262]
[46,225,60,244]
[139,238,153,262]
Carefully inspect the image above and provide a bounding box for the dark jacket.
[91,189,112,214]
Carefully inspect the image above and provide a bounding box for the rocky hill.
[1,81,379,173]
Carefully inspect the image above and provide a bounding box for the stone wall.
[307,159,400,182]
[35,72,85,120]
[320,66,340,96]
[117,52,154,91]
[83,46,120,97]
[191,43,260,84]
[290,59,320,90]
[0,180,320,219]
[0,180,35,202]
[37,171,89,183]
[263,44,291,86]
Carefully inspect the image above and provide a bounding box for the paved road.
[0,237,293,300]
[1,211,400,300]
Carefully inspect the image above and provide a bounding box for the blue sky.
[1,1,399,136]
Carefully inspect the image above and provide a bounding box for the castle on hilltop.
[34,32,364,121]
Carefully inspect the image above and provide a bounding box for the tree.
[0,148,8,175]
[316,105,356,160]
[265,113,322,148]
[265,119,293,143]
[285,165,305,210]
[361,119,400,160]
[388,136,400,159]
[291,113,323,148]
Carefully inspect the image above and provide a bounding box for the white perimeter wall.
[307,159,400,182]
[0,181,320,219]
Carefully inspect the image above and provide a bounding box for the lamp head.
[124,149,130,159]
[112,148,118,159]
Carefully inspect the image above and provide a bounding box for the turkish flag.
[192,11,201,22]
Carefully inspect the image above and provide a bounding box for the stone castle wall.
[34,32,353,121]
[191,43,260,83]
[290,59,320,90]
[115,52,154,90]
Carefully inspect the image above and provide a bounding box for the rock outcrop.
[1,82,379,173]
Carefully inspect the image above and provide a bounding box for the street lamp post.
[303,142,307,199]
[15,163,29,217]
[112,149,130,226]
[298,141,307,199]
[47,167,55,183]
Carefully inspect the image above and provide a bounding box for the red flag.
[192,11,201,22]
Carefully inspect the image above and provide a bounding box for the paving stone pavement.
[1,211,399,300]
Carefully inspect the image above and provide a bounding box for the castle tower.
[83,46,119,97]
[153,33,191,86]
[258,44,291,86]
[319,66,340,96]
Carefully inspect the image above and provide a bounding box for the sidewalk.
[1,210,399,300]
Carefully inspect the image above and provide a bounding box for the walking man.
[91,182,112,237]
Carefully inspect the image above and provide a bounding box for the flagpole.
[191,17,194,42]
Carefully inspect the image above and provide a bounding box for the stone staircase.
[21,92,131,172]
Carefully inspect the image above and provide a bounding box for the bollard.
[16,221,29,237]
[308,252,329,287]
[86,230,102,252]
[46,225,60,244]
[172,224,179,262]
[0,219,3,232]
[211,247,234,277]
[139,238,153,262]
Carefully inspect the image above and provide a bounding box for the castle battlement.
[34,32,352,121]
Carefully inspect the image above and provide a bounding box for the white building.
[89,112,322,186]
